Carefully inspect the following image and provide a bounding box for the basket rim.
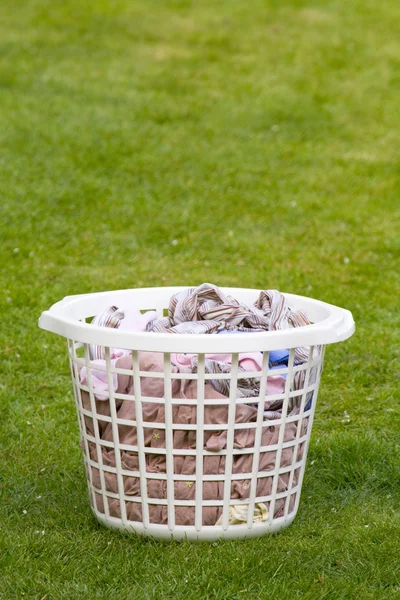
[38,286,355,352]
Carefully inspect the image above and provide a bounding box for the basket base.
[92,509,298,541]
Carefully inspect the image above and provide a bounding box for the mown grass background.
[1,0,400,598]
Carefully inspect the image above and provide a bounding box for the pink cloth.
[171,352,262,370]
[117,307,157,333]
[82,307,158,398]
[81,352,285,401]
[80,360,118,401]
[171,352,285,396]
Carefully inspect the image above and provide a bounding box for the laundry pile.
[79,284,317,527]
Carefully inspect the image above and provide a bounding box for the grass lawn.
[1,0,400,597]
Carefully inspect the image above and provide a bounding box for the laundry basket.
[38,287,354,541]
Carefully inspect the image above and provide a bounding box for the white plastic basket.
[39,287,354,541]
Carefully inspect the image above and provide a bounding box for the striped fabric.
[147,284,313,365]
[89,284,319,412]
[89,306,125,360]
[162,283,269,331]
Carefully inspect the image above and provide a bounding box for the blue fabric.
[269,349,289,364]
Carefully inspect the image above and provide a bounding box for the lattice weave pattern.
[67,341,325,540]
